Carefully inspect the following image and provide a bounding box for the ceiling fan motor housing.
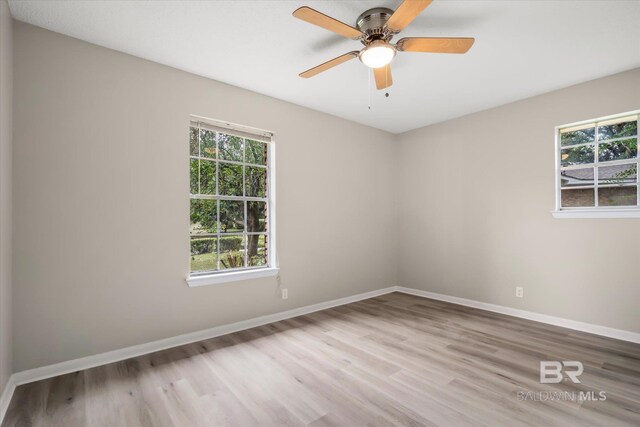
[356,7,395,42]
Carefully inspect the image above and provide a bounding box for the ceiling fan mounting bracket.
[356,7,395,44]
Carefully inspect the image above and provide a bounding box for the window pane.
[219,163,242,196]
[200,129,216,159]
[247,201,267,233]
[560,167,594,188]
[561,126,594,146]
[246,166,267,197]
[190,127,199,156]
[561,145,594,166]
[245,139,267,165]
[561,188,594,207]
[189,122,273,276]
[189,159,199,194]
[219,200,244,233]
[219,133,243,162]
[248,234,268,267]
[598,186,637,207]
[598,139,637,162]
[598,119,637,141]
[199,159,216,195]
[219,235,245,270]
[190,199,217,235]
[191,237,217,273]
[598,164,637,185]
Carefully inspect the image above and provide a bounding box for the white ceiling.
[9,0,640,134]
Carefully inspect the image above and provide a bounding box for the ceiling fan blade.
[299,51,360,78]
[386,0,433,32]
[397,37,475,53]
[293,7,363,39]
[373,64,393,90]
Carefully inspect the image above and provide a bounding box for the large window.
[555,112,639,218]
[188,117,276,285]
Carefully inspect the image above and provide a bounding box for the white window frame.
[552,110,640,219]
[187,116,278,287]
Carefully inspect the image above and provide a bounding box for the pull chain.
[368,68,372,110]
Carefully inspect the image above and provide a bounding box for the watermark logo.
[540,361,583,384]
[515,360,607,402]
[517,390,607,402]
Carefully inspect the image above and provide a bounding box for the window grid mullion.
[560,185,594,190]
[197,124,202,195]
[595,134,638,145]
[594,126,599,207]
[265,141,269,266]
[560,141,595,150]
[215,131,221,271]
[243,138,248,268]
[557,127,562,210]
[189,156,267,168]
[561,156,637,171]
[190,194,267,202]
[598,183,637,188]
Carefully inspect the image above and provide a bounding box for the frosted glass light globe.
[359,41,396,68]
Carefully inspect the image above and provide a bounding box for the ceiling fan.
[293,0,475,90]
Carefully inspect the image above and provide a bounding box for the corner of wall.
[0,0,14,395]
[390,130,409,289]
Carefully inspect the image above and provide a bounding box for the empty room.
[0,0,639,426]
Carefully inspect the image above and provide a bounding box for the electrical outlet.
[281,288,288,300]
[516,287,524,298]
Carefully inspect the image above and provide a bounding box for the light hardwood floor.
[3,292,640,426]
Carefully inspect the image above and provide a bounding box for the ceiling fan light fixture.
[359,40,396,68]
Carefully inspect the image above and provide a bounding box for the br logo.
[540,361,583,383]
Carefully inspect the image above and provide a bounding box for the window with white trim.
[189,117,275,282]
[555,112,638,216]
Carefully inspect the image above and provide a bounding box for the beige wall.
[0,0,12,391]
[12,22,397,371]
[398,68,640,333]
[10,19,640,374]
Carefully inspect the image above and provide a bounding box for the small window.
[554,112,639,218]
[188,117,276,284]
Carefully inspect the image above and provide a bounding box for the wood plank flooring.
[3,292,640,426]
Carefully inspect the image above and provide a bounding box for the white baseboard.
[0,376,16,424]
[3,285,638,424]
[11,286,397,388]
[395,286,640,344]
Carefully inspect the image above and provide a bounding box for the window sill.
[187,267,279,287]
[552,209,640,219]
